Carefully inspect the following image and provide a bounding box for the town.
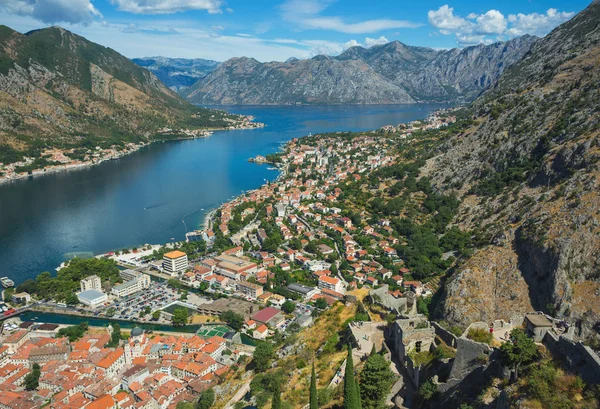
[0,108,598,409]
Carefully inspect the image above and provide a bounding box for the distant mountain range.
[182,35,537,105]
[0,26,240,159]
[132,57,220,92]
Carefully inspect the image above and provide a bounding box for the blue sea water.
[0,104,447,284]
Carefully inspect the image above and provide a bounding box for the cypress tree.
[272,381,282,409]
[310,362,318,409]
[344,345,361,409]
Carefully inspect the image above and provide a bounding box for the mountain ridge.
[183,35,537,105]
[0,25,243,163]
[131,56,220,92]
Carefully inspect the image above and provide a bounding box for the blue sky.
[0,0,590,61]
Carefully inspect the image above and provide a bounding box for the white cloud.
[476,10,506,35]
[0,0,102,25]
[344,39,360,49]
[110,0,223,15]
[507,8,575,37]
[364,36,389,47]
[428,4,574,46]
[0,13,365,62]
[281,0,420,34]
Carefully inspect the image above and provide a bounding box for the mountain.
[131,56,220,92]
[183,36,537,105]
[0,26,241,161]
[421,0,600,337]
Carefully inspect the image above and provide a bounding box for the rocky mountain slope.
[132,56,219,92]
[183,36,536,105]
[422,0,600,337]
[0,26,239,161]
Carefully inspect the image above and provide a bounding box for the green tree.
[315,298,328,310]
[152,310,161,320]
[418,379,437,401]
[220,310,244,331]
[272,381,282,409]
[253,342,274,372]
[196,388,215,409]
[24,363,41,390]
[172,308,189,326]
[359,350,395,409]
[106,323,121,347]
[3,287,14,303]
[500,328,538,380]
[344,345,361,409]
[65,292,79,306]
[282,300,296,314]
[176,402,195,409]
[310,362,318,409]
[57,322,89,342]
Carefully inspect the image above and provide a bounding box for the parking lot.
[99,282,180,322]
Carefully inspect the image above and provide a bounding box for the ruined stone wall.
[543,331,600,385]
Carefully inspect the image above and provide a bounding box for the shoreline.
[0,122,264,186]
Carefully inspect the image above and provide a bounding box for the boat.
[0,277,14,288]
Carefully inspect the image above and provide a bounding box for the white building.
[77,289,108,309]
[318,276,345,294]
[163,250,188,276]
[80,275,102,292]
[111,273,151,298]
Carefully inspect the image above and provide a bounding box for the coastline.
[0,122,265,186]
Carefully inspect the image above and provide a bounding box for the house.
[253,324,269,340]
[403,281,423,296]
[524,314,554,342]
[366,277,378,287]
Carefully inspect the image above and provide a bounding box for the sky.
[0,0,591,62]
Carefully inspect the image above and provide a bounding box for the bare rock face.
[427,0,600,337]
[184,36,537,105]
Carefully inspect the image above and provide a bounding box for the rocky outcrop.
[426,0,600,337]
[184,36,537,105]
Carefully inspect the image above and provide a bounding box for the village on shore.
[1,107,598,409]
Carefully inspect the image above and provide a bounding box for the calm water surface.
[0,104,447,284]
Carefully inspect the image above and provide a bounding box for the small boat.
[0,277,14,288]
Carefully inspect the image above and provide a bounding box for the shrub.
[467,327,493,345]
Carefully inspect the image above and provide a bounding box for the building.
[251,307,285,328]
[215,255,258,279]
[77,289,108,309]
[97,349,126,379]
[287,283,319,299]
[11,292,31,304]
[236,281,264,300]
[80,275,102,292]
[524,314,554,342]
[29,345,70,367]
[163,250,189,276]
[111,273,151,298]
[391,318,435,366]
[196,298,256,318]
[318,276,345,294]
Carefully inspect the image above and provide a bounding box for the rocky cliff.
[132,56,219,92]
[0,26,239,159]
[424,0,600,337]
[184,36,537,105]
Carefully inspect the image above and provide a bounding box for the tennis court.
[196,325,232,338]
